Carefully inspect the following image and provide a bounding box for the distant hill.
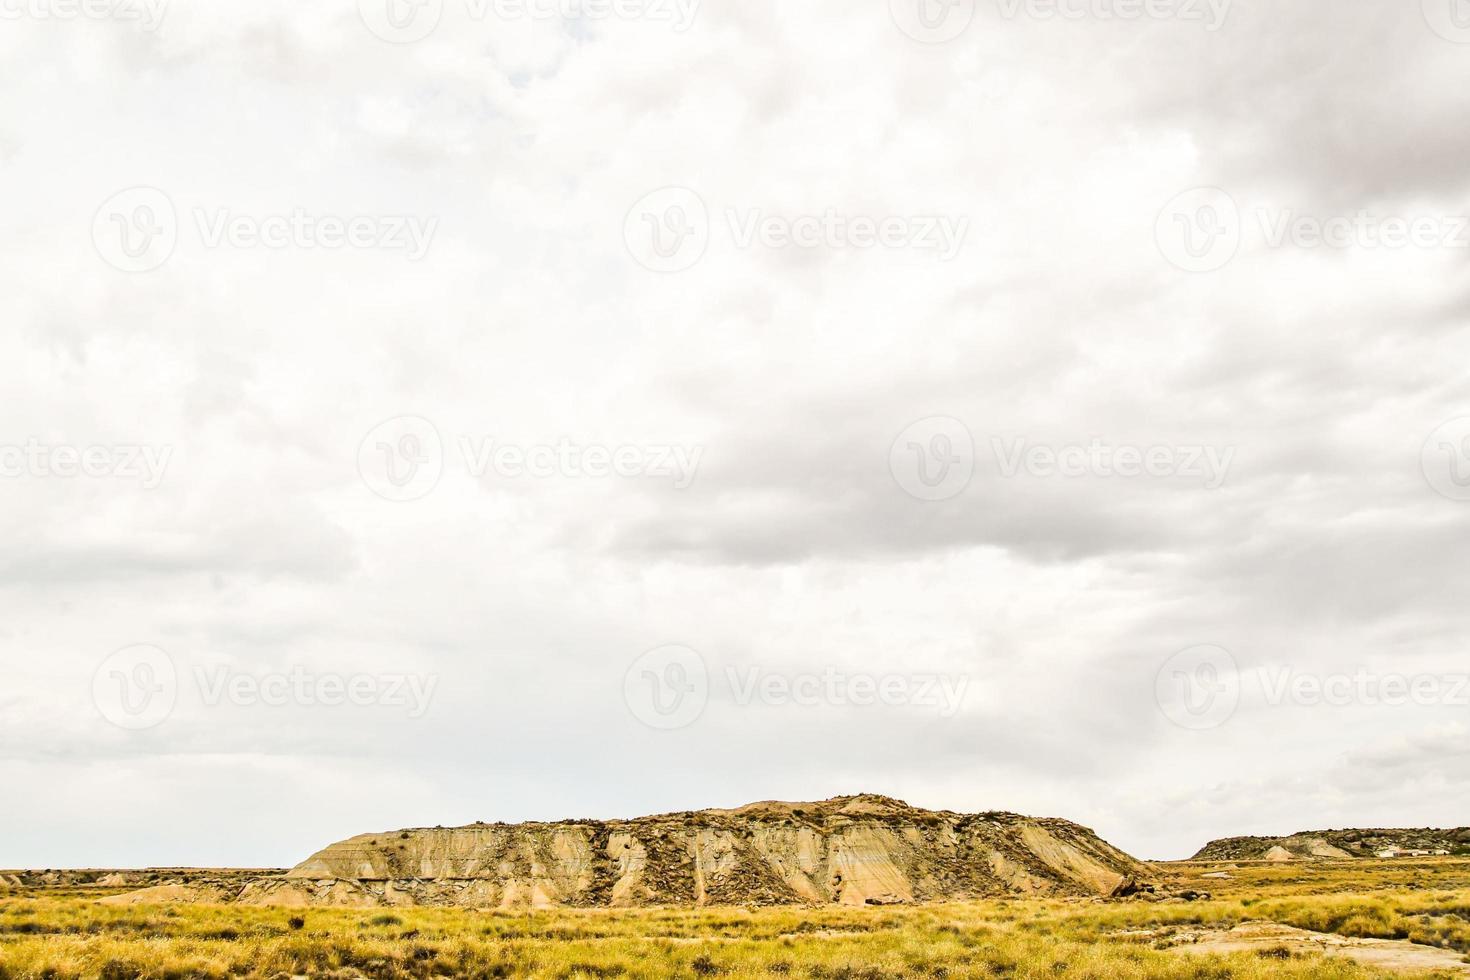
[1192,829,1470,862]
[225,794,1151,908]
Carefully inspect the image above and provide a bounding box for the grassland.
[3,859,1470,979]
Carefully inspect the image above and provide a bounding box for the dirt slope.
[231,794,1150,909]
[1192,828,1470,861]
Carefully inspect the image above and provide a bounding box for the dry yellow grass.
[3,859,1470,979]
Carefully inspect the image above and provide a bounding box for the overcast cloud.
[3,0,1470,868]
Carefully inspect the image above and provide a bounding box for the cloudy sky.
[3,0,1470,869]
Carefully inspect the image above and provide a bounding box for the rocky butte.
[162,794,1156,909]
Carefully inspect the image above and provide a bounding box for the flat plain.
[5,858,1470,979]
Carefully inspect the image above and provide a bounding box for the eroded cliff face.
[1191,828,1470,862]
[235,795,1149,908]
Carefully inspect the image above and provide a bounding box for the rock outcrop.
[230,794,1150,909]
[0,868,278,893]
[1192,828,1470,862]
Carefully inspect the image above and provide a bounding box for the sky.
[3,0,1470,868]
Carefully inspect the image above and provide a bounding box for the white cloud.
[2,0,1469,867]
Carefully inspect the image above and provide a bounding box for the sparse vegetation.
[3,859,1470,978]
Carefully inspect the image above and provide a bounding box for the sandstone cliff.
[235,794,1149,908]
